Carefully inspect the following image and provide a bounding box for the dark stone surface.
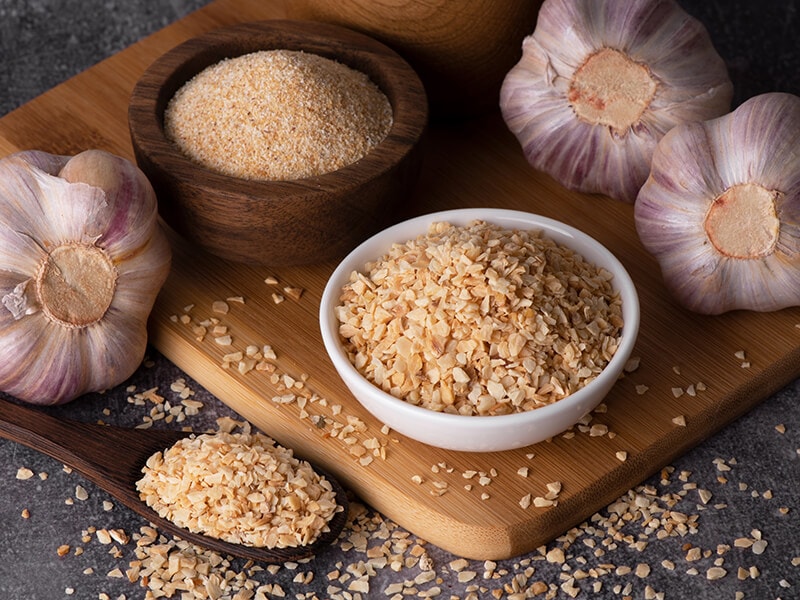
[0,1,799,599]
[679,0,800,106]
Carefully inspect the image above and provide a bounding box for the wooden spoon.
[0,397,349,563]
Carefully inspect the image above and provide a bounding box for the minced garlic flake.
[136,431,340,549]
[624,356,641,372]
[284,286,304,301]
[336,220,623,416]
[15,467,34,480]
[214,334,233,346]
[212,300,229,314]
[707,566,727,580]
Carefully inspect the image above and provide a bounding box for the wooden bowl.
[286,0,542,119]
[128,20,428,266]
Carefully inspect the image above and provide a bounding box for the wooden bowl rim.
[128,19,428,200]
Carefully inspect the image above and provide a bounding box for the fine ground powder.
[164,49,393,181]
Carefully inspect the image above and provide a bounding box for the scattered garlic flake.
[624,356,641,372]
[15,467,34,480]
[212,300,229,314]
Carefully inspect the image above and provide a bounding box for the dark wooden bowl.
[128,20,428,266]
[286,0,541,119]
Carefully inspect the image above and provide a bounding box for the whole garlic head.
[635,93,800,315]
[0,149,172,404]
[500,0,733,203]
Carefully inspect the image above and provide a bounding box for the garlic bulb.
[499,0,733,203]
[635,93,800,315]
[0,149,171,404]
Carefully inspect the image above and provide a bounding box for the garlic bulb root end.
[635,92,800,315]
[0,149,172,404]
[500,0,732,203]
[35,242,118,329]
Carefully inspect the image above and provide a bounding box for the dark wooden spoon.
[0,397,348,563]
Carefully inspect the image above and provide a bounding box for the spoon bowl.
[0,398,348,563]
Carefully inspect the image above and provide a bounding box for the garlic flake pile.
[0,149,171,404]
[500,0,733,203]
[635,93,800,315]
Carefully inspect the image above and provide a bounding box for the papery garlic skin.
[500,0,733,203]
[0,149,171,404]
[635,93,800,315]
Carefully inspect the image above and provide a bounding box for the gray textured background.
[1,1,799,599]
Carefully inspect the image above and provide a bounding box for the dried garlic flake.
[336,220,623,416]
[136,432,341,548]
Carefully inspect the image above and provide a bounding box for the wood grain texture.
[128,19,428,266]
[1,0,799,561]
[286,0,542,118]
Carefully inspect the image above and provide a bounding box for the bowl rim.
[319,208,641,432]
[127,19,428,195]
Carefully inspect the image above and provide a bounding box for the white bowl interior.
[320,208,640,452]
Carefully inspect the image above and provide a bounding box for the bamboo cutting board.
[1,0,799,561]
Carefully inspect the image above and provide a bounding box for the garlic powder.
[164,49,392,181]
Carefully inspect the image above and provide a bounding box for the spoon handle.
[0,398,185,503]
[0,398,350,563]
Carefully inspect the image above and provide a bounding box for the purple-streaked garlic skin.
[0,149,171,405]
[635,92,800,315]
[499,0,733,204]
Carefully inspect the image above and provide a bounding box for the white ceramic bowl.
[319,208,640,452]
